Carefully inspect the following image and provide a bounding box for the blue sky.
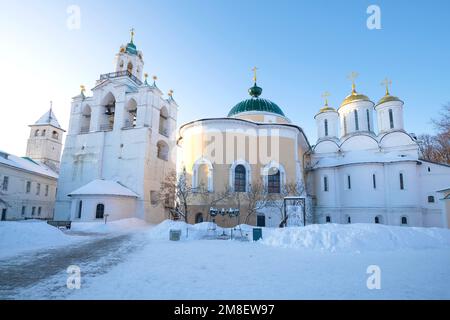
[0,0,449,156]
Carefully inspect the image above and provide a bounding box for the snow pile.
[70,218,149,234]
[146,220,216,240]
[0,220,80,259]
[260,223,450,252]
[144,220,450,253]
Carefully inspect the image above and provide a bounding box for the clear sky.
[0,0,449,156]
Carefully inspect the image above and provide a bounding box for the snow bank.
[70,218,149,234]
[0,220,80,259]
[145,220,450,252]
[260,223,450,252]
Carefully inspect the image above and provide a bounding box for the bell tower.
[115,28,144,81]
[26,102,65,172]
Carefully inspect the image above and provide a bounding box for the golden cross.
[168,89,174,97]
[130,28,135,42]
[381,77,392,95]
[321,91,331,106]
[80,85,86,93]
[347,71,359,92]
[252,66,258,83]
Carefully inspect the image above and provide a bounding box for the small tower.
[314,92,339,140]
[115,28,144,81]
[26,102,65,172]
[338,72,374,138]
[375,78,404,134]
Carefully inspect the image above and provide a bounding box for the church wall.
[69,195,137,221]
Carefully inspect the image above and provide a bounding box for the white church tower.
[54,31,178,223]
[26,104,65,172]
[375,79,405,133]
[314,92,339,140]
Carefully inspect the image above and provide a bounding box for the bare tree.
[266,182,305,227]
[419,103,450,165]
[239,179,270,224]
[198,183,233,221]
[159,167,193,223]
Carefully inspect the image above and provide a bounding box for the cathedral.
[53,33,450,228]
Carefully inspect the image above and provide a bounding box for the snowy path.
[0,232,145,299]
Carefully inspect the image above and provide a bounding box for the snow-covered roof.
[311,151,419,169]
[68,179,139,198]
[0,151,58,179]
[34,109,62,129]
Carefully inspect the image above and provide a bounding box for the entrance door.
[256,215,266,227]
[1,208,6,221]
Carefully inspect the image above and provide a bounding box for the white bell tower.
[114,28,144,81]
[26,102,65,172]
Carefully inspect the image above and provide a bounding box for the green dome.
[126,42,137,55]
[228,84,285,117]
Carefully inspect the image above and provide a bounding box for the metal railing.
[80,126,90,134]
[99,70,143,86]
[100,123,114,131]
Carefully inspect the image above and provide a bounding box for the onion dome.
[228,83,285,117]
[316,91,337,114]
[125,28,137,55]
[340,83,371,108]
[376,79,403,106]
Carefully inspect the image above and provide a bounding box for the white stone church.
[51,33,450,228]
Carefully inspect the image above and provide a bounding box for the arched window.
[52,131,59,140]
[343,115,348,136]
[401,216,408,225]
[324,119,329,136]
[96,204,105,219]
[354,110,359,131]
[101,93,116,131]
[157,141,169,161]
[34,129,40,137]
[41,129,46,137]
[124,99,137,128]
[234,165,246,192]
[399,173,404,190]
[195,213,203,224]
[127,62,133,74]
[80,105,92,133]
[366,109,371,131]
[323,176,328,192]
[192,158,213,192]
[389,109,394,129]
[77,201,82,219]
[375,216,381,224]
[347,216,351,224]
[159,107,169,136]
[428,196,435,203]
[326,216,331,223]
[372,174,377,189]
[268,168,281,194]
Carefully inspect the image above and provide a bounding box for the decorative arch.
[95,203,105,219]
[80,104,92,133]
[340,134,379,152]
[100,92,116,131]
[159,106,169,136]
[157,140,169,161]
[192,157,214,192]
[229,160,251,192]
[124,98,138,128]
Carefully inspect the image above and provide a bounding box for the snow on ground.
[0,220,83,259]
[69,218,149,234]
[2,219,450,299]
[66,220,450,300]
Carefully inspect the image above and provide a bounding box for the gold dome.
[340,85,371,108]
[319,105,337,113]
